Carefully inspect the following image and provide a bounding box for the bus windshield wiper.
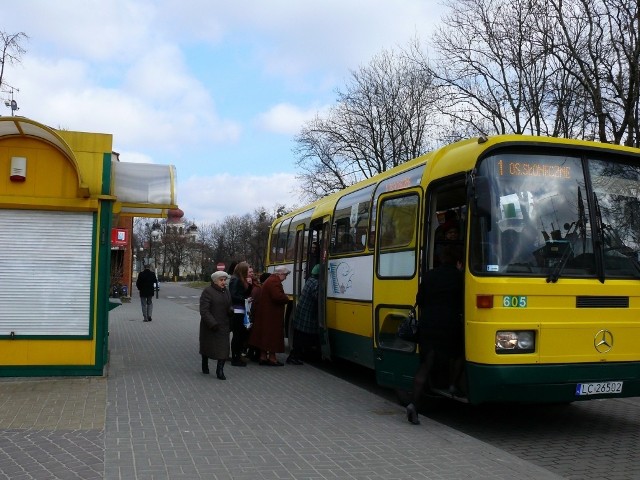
[577,187,587,253]
[592,193,606,283]
[546,242,572,283]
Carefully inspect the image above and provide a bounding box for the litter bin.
[121,285,128,297]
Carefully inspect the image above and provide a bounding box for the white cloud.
[3,0,158,63]
[0,0,446,224]
[177,172,302,225]
[255,102,329,135]
[194,1,440,79]
[11,49,241,158]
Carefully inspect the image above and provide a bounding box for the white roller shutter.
[0,210,93,336]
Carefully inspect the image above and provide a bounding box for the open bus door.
[310,217,332,360]
[372,189,422,393]
[289,225,308,341]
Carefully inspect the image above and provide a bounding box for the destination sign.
[498,159,571,179]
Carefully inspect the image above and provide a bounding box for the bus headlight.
[495,330,535,353]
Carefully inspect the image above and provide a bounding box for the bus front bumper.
[466,361,640,405]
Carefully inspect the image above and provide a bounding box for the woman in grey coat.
[199,271,233,380]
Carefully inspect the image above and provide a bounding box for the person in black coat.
[136,264,158,322]
[228,262,254,366]
[406,245,463,425]
[199,271,233,379]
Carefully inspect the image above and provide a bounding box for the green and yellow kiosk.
[0,116,177,376]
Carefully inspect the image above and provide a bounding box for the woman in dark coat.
[199,271,233,380]
[251,266,290,366]
[247,272,272,361]
[228,261,254,366]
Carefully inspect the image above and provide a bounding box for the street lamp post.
[148,221,162,298]
[145,221,162,268]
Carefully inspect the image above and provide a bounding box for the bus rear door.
[310,217,332,360]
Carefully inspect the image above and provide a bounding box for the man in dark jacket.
[287,263,320,365]
[406,246,463,425]
[136,264,158,322]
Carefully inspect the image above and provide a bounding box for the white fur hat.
[211,271,229,282]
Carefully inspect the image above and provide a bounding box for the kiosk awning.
[112,162,178,217]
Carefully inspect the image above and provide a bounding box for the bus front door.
[373,190,422,392]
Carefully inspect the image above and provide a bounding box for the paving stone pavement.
[0,291,563,480]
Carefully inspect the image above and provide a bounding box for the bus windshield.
[471,152,640,279]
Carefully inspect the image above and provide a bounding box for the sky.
[2,1,444,225]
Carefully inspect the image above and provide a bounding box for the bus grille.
[576,296,629,308]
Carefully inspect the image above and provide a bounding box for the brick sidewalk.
[0,291,562,480]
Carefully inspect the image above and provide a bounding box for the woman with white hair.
[199,271,233,379]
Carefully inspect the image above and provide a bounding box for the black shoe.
[269,360,284,367]
[148,317,152,322]
[231,360,247,367]
[143,319,149,322]
[202,357,209,374]
[286,357,303,365]
[216,370,226,380]
[406,403,420,425]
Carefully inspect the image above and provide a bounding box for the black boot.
[231,355,246,367]
[201,355,210,374]
[216,360,226,380]
[406,403,420,425]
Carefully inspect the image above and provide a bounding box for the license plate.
[575,381,623,396]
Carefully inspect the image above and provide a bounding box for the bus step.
[430,387,469,403]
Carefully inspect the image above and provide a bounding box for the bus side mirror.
[472,176,492,219]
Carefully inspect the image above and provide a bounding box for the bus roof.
[273,134,640,228]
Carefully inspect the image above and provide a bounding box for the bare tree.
[420,0,639,146]
[547,0,640,146]
[0,31,27,89]
[423,0,560,137]
[294,45,441,200]
[195,223,216,280]
[163,228,191,280]
[246,207,276,272]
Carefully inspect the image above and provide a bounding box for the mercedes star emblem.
[594,329,613,354]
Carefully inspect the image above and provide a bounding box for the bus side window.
[331,184,375,255]
[377,194,419,278]
[380,225,396,248]
[380,196,418,250]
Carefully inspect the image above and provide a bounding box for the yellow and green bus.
[267,135,640,405]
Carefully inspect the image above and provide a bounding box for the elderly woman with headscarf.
[251,266,291,366]
[199,270,233,380]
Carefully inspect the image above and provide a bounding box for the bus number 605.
[503,296,527,308]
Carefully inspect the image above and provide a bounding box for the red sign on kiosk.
[111,228,129,247]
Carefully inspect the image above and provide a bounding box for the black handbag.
[397,306,419,343]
